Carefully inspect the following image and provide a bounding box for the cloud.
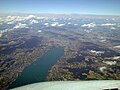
[26,15,36,19]
[68,22,71,24]
[44,23,49,26]
[99,67,106,72]
[51,22,59,26]
[103,61,116,65]
[74,24,78,26]
[13,23,27,29]
[30,19,39,24]
[7,21,15,24]
[5,16,26,25]
[0,29,8,37]
[6,16,16,20]
[113,56,120,59]
[100,39,106,42]
[114,45,120,48]
[6,16,25,21]
[84,30,91,33]
[38,30,42,33]
[0,33,2,37]
[50,23,65,27]
[58,24,65,27]
[101,23,116,26]
[111,27,116,30]
[90,50,105,54]
[68,18,71,20]
[81,23,96,28]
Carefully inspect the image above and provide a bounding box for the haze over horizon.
[0,0,120,15]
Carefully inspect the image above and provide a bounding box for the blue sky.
[0,0,120,15]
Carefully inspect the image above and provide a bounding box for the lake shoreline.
[8,47,64,89]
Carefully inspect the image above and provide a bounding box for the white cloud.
[114,45,120,48]
[30,19,39,24]
[7,21,15,24]
[99,67,106,72]
[100,39,106,42]
[113,56,120,60]
[6,16,16,19]
[0,33,2,37]
[36,17,45,19]
[81,23,96,28]
[101,23,116,26]
[74,24,78,26]
[84,30,91,33]
[38,30,42,33]
[44,23,49,26]
[52,18,57,21]
[103,61,116,65]
[51,22,59,26]
[111,27,116,30]
[90,50,104,54]
[26,15,35,19]
[13,23,27,29]
[5,16,17,22]
[58,24,65,27]
[5,16,26,24]
[68,22,71,24]
[112,18,115,21]
[15,17,25,21]
[0,29,8,37]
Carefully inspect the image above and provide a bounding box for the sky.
[0,0,120,15]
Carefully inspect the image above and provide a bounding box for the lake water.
[9,47,64,89]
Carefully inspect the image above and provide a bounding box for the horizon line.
[0,12,120,17]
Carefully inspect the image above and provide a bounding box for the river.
[9,47,64,89]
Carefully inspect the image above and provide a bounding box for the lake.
[9,47,64,89]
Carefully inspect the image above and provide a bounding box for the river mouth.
[8,47,64,89]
